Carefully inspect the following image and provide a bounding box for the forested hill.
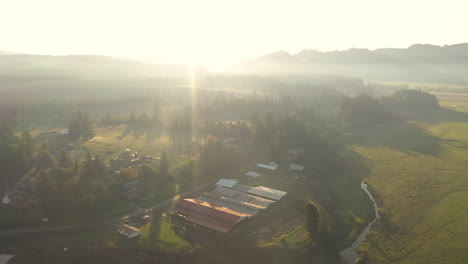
[231,43,468,84]
[0,50,16,55]
[0,54,208,78]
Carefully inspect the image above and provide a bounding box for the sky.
[1,0,467,70]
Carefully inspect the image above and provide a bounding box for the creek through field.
[339,181,380,264]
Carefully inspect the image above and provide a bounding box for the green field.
[82,126,172,157]
[440,101,468,112]
[9,215,192,264]
[139,217,191,251]
[353,120,468,263]
[375,82,468,91]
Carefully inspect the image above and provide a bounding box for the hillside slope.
[0,54,208,78]
[231,44,468,84]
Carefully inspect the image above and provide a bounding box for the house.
[289,163,305,172]
[121,180,141,200]
[2,195,10,205]
[118,223,141,238]
[175,198,250,233]
[245,171,261,178]
[216,179,238,188]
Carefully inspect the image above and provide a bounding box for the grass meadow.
[352,119,468,263]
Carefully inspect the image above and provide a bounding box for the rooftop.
[216,178,238,188]
[198,192,261,216]
[175,198,250,233]
[212,186,275,208]
[232,184,287,201]
[118,223,141,238]
[256,163,278,171]
[245,171,261,178]
[289,163,305,171]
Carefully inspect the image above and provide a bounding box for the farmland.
[351,119,468,263]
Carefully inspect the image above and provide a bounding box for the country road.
[0,161,255,237]
[0,180,216,237]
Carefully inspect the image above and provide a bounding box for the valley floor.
[353,115,468,263]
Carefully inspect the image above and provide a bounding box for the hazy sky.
[1,0,467,70]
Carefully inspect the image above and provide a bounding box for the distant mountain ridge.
[0,49,16,55]
[231,43,468,84]
[0,53,208,79]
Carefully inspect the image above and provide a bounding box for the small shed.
[2,195,10,205]
[245,171,261,178]
[256,163,278,172]
[118,223,141,238]
[58,129,70,135]
[216,179,238,188]
[289,163,305,172]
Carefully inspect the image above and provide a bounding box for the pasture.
[353,120,468,263]
[83,126,172,158]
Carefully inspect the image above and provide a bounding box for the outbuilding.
[289,163,305,172]
[118,223,141,238]
[245,171,261,178]
[175,198,250,233]
[216,179,238,188]
[256,163,278,173]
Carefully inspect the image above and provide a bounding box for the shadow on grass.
[118,126,163,143]
[145,213,162,248]
[354,120,441,156]
[410,108,468,124]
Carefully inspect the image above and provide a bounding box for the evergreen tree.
[69,110,94,138]
[34,150,56,170]
[306,202,320,234]
[159,152,170,182]
[58,151,72,168]
[140,163,155,194]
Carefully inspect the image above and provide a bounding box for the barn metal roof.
[175,199,249,233]
[232,184,287,201]
[216,179,238,188]
[256,163,277,171]
[198,193,260,216]
[289,163,305,171]
[211,186,275,209]
[245,171,261,177]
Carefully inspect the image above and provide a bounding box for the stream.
[339,181,380,264]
